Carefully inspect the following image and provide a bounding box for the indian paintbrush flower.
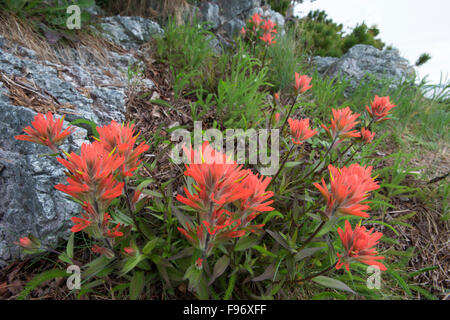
[321,107,361,147]
[288,118,318,145]
[15,112,73,153]
[314,164,380,218]
[336,220,387,271]
[366,95,396,122]
[294,73,312,95]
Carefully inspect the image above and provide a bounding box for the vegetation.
[0,3,448,301]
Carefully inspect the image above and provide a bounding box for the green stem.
[268,144,295,188]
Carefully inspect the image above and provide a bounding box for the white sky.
[294,0,450,85]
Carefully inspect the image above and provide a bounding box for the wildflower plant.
[12,29,415,299]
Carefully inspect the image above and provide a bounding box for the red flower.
[55,141,124,211]
[336,220,387,271]
[123,247,136,256]
[366,95,396,122]
[321,107,361,146]
[195,258,203,269]
[105,223,123,238]
[249,13,263,28]
[294,73,312,94]
[91,245,114,258]
[288,118,318,145]
[176,142,249,215]
[261,19,277,34]
[240,27,246,36]
[259,32,276,45]
[71,214,92,233]
[314,164,380,218]
[361,128,375,144]
[17,237,33,249]
[15,112,73,152]
[96,121,149,177]
[176,142,274,256]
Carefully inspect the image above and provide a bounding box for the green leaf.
[66,232,74,259]
[17,269,69,300]
[130,271,145,300]
[387,270,412,298]
[69,118,99,138]
[58,252,72,264]
[253,245,277,258]
[294,247,323,262]
[121,254,145,276]
[365,220,399,236]
[208,255,230,285]
[408,266,438,278]
[312,276,356,294]
[234,235,260,251]
[142,238,159,256]
[311,291,347,300]
[83,256,112,279]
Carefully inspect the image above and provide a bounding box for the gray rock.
[0,25,156,265]
[223,18,246,37]
[199,2,220,29]
[314,44,416,92]
[0,95,88,267]
[99,16,164,50]
[217,0,260,20]
[313,56,339,74]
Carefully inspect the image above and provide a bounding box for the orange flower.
[274,113,280,124]
[249,13,263,28]
[314,164,380,218]
[71,214,92,233]
[261,19,277,34]
[176,142,273,256]
[15,112,73,152]
[321,107,361,146]
[366,95,396,122]
[288,118,318,145]
[294,73,312,94]
[55,141,124,211]
[176,142,248,214]
[336,220,387,271]
[96,121,149,177]
[259,32,276,45]
[361,128,375,144]
[123,246,136,256]
[91,245,114,258]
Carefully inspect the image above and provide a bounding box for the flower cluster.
[241,13,278,46]
[366,95,396,122]
[176,142,274,257]
[321,107,361,147]
[55,121,148,249]
[314,164,380,218]
[336,220,387,271]
[15,112,73,153]
[294,73,312,95]
[288,118,318,145]
[16,113,149,256]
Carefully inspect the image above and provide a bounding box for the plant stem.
[124,181,150,241]
[302,135,338,181]
[296,262,337,283]
[268,144,295,188]
[297,220,326,252]
[279,95,299,136]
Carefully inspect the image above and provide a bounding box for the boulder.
[0,89,88,267]
[99,16,164,50]
[314,44,415,92]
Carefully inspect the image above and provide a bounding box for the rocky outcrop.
[99,16,164,50]
[0,92,88,266]
[0,14,162,264]
[198,1,285,38]
[313,44,415,92]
